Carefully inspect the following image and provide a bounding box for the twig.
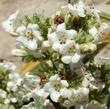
[68,0,71,3]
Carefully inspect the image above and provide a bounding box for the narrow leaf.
[100,12,110,21]
[106,0,110,4]
[21,61,40,75]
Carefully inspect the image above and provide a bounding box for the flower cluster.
[1,1,110,109]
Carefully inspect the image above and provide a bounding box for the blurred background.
[0,0,110,64]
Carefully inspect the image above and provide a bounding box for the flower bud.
[80,43,97,53]
[42,41,51,48]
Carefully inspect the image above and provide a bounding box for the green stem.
[68,0,70,3]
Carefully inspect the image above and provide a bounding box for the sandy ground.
[0,0,110,63]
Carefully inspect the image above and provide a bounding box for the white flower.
[89,27,98,37]
[12,49,28,56]
[0,89,7,99]
[2,10,19,33]
[60,88,72,98]
[91,8,101,22]
[82,73,95,88]
[70,87,89,105]
[11,97,17,103]
[17,36,38,51]
[59,88,74,108]
[99,23,110,33]
[44,74,69,102]
[61,40,80,64]
[42,40,51,48]
[33,88,49,99]
[89,27,99,43]
[85,5,101,22]
[32,88,49,106]
[48,23,77,53]
[62,99,73,109]
[82,73,100,90]
[16,23,43,50]
[4,99,10,104]
[7,73,23,92]
[23,74,41,91]
[0,61,16,71]
[87,101,107,109]
[61,1,85,17]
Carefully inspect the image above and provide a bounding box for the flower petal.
[61,4,74,14]
[17,36,37,50]
[48,32,58,44]
[33,88,49,99]
[77,1,85,17]
[89,27,98,37]
[33,31,43,41]
[50,91,60,102]
[60,88,72,98]
[56,23,66,33]
[49,74,60,82]
[60,80,69,87]
[66,30,77,39]
[52,42,62,52]
[2,10,19,32]
[72,53,80,63]
[27,23,39,30]
[16,25,26,35]
[61,56,72,64]
[44,83,54,93]
[82,78,90,87]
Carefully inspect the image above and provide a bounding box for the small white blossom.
[87,101,107,109]
[48,23,77,53]
[0,61,16,71]
[17,36,38,51]
[32,88,49,106]
[0,89,7,99]
[42,40,51,48]
[16,23,43,50]
[61,40,80,64]
[99,23,110,33]
[89,27,99,43]
[61,1,85,17]
[44,74,69,102]
[33,88,49,99]
[82,73,101,90]
[91,8,101,22]
[4,99,10,104]
[7,73,23,92]
[70,87,89,105]
[89,27,98,36]
[82,73,95,88]
[11,97,17,103]
[2,10,19,33]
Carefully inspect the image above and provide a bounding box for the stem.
[68,0,71,3]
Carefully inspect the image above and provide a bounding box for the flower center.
[26,30,33,39]
[53,82,61,91]
[59,36,67,44]
[67,46,76,55]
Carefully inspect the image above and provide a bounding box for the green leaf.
[99,11,110,21]
[0,66,10,90]
[34,100,44,109]
[106,0,110,4]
